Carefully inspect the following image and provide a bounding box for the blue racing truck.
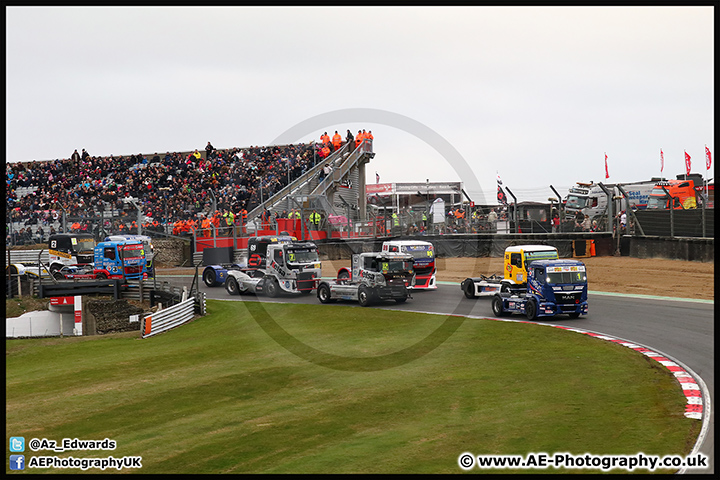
[490,259,588,320]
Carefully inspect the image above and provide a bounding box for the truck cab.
[492,259,589,320]
[504,245,559,288]
[48,233,95,273]
[647,179,698,210]
[381,240,436,289]
[93,240,148,280]
[224,241,322,297]
[105,234,155,276]
[461,244,559,298]
[317,252,415,306]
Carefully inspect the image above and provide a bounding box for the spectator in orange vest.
[366,130,374,141]
[332,131,342,150]
[321,132,330,145]
[355,130,364,148]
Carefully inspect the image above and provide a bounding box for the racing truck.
[316,251,415,307]
[223,241,322,297]
[381,239,436,289]
[202,235,297,287]
[461,244,559,298]
[490,259,588,320]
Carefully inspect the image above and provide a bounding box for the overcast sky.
[6,6,714,203]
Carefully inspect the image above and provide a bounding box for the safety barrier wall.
[141,296,197,338]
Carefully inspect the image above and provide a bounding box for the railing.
[141,296,200,338]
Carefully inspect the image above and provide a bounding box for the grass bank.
[5,300,697,474]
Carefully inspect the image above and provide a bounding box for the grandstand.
[6,138,375,247]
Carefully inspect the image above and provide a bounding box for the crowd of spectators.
[6,135,365,243]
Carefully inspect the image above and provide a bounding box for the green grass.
[6,300,698,474]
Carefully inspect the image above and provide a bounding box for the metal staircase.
[246,140,374,224]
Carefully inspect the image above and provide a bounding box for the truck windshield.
[121,244,145,260]
[381,260,414,274]
[286,249,319,264]
[547,271,587,284]
[646,195,666,209]
[565,194,588,209]
[524,250,558,264]
[402,245,434,260]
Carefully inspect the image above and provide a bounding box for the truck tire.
[492,295,506,317]
[226,277,240,295]
[395,296,407,303]
[96,272,107,280]
[567,312,581,319]
[500,282,511,294]
[337,269,350,281]
[264,277,280,297]
[53,272,65,281]
[317,284,334,303]
[203,268,217,287]
[525,299,537,320]
[358,286,372,307]
[462,279,476,299]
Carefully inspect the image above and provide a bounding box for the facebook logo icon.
[10,454,25,470]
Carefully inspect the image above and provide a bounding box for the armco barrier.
[141,297,197,338]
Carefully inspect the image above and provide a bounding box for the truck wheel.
[358,286,372,307]
[49,264,61,274]
[500,283,511,294]
[53,272,64,280]
[264,278,279,297]
[317,284,334,303]
[96,272,107,280]
[525,299,537,320]
[395,297,407,303]
[226,277,240,295]
[203,268,217,287]
[492,295,506,317]
[567,312,581,319]
[463,280,476,299]
[337,270,350,281]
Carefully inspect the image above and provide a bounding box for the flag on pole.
[496,173,507,205]
[705,146,712,170]
[604,153,609,179]
[660,149,664,173]
[684,150,692,175]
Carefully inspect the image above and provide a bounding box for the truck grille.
[554,292,582,304]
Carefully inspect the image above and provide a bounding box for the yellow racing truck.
[461,244,559,298]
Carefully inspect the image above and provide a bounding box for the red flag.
[604,153,609,179]
[660,149,664,173]
[684,151,691,175]
[706,146,712,170]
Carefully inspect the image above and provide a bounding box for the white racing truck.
[316,251,415,307]
[224,241,322,297]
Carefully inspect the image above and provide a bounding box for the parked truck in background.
[490,259,589,320]
[563,180,658,226]
[461,244,559,298]
[647,175,703,210]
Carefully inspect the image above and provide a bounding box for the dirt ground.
[158,255,713,301]
[316,256,714,301]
